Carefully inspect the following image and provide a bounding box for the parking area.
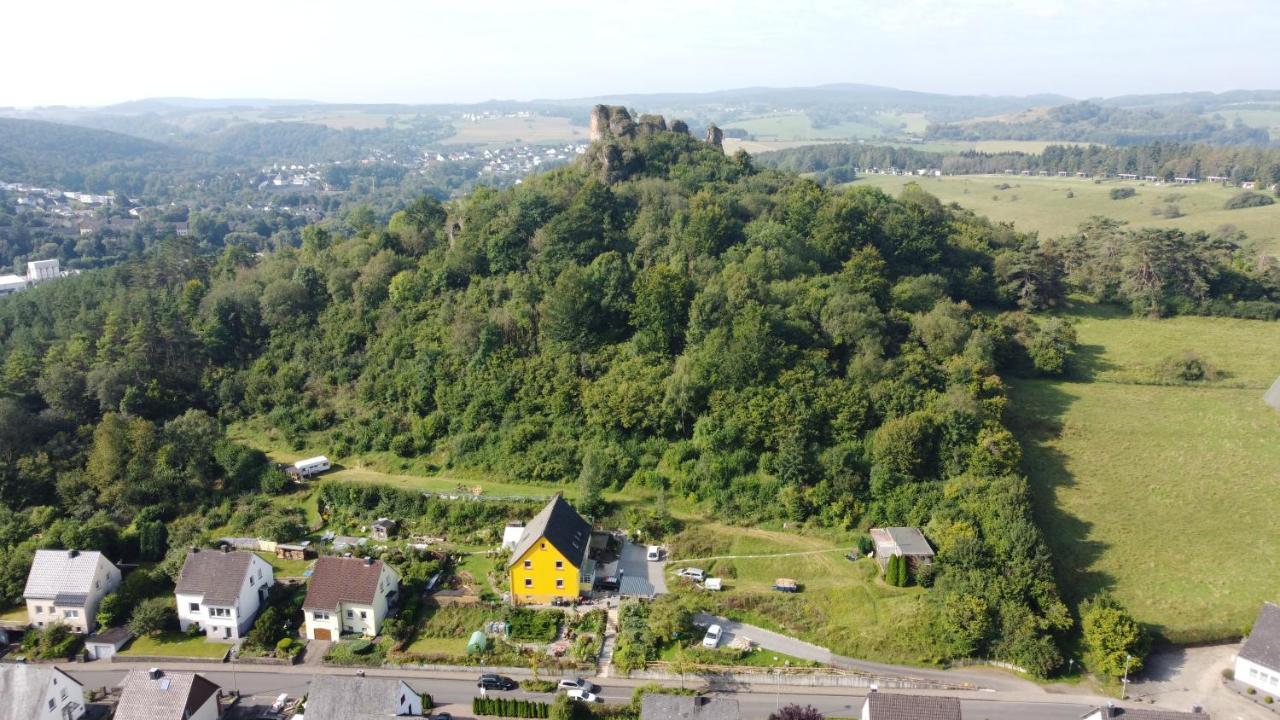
[615,540,667,597]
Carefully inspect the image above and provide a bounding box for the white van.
[646,545,662,561]
[702,624,723,648]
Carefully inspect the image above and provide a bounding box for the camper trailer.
[292,456,332,478]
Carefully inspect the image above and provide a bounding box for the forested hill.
[0,117,195,192]
[18,106,1277,674]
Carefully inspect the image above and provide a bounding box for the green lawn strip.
[0,605,27,622]
[119,632,231,658]
[255,551,313,578]
[405,635,470,655]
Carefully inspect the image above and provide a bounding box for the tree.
[137,520,167,562]
[769,705,823,720]
[1081,595,1148,680]
[128,596,176,636]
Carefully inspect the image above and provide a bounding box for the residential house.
[640,694,739,720]
[506,494,593,605]
[303,675,427,719]
[175,548,275,642]
[1236,602,1280,695]
[303,556,401,640]
[370,518,397,542]
[861,693,961,720]
[869,527,936,571]
[114,669,222,720]
[24,549,121,634]
[0,664,86,720]
[1080,705,1207,719]
[84,626,132,660]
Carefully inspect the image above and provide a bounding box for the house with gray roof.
[0,664,86,720]
[1236,601,1280,695]
[175,547,274,642]
[506,494,594,605]
[869,527,936,571]
[114,669,221,720]
[861,692,961,720]
[1081,705,1208,719]
[641,694,739,720]
[303,675,425,720]
[23,549,120,634]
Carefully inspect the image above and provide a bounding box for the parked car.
[434,714,453,720]
[558,678,600,693]
[477,674,518,691]
[646,545,662,561]
[567,689,602,703]
[676,567,705,582]
[703,624,723,648]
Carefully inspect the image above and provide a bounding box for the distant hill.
[100,97,320,114]
[0,117,193,193]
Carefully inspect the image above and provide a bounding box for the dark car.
[478,674,518,691]
[434,714,453,720]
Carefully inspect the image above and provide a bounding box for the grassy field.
[255,550,313,578]
[119,632,231,658]
[852,174,1280,255]
[405,635,470,655]
[1006,304,1280,642]
[657,641,820,668]
[665,524,932,665]
[441,116,586,146]
[723,112,885,141]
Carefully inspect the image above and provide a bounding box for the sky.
[3,0,1277,107]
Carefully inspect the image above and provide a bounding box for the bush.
[521,680,556,693]
[20,623,82,659]
[1110,187,1136,200]
[1222,668,1234,680]
[128,596,177,636]
[769,705,824,720]
[349,638,374,655]
[507,608,562,642]
[1157,352,1219,383]
[1225,191,1274,210]
[473,697,552,718]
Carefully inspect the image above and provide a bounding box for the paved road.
[69,664,1095,720]
[694,613,1038,693]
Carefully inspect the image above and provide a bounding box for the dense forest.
[926,101,1271,146]
[2,118,1277,673]
[760,141,1280,186]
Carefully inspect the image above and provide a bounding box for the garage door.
[313,628,332,641]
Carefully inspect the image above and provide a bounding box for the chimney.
[68,549,79,558]
[191,547,199,553]
[695,696,708,707]
[364,556,374,566]
[149,668,162,679]
[222,545,231,553]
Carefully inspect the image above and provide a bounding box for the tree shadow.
[1065,343,1115,383]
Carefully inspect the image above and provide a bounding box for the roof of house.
[640,694,740,720]
[870,527,935,557]
[113,669,220,720]
[0,665,81,720]
[1240,602,1280,670]
[85,626,133,648]
[23,549,112,601]
[864,693,961,720]
[1083,706,1207,720]
[507,494,592,568]
[371,518,396,529]
[303,557,394,610]
[175,549,259,606]
[303,676,418,720]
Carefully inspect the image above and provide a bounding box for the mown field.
[852,174,1280,255]
[1006,305,1280,642]
[440,115,587,146]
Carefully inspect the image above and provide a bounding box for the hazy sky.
[4,0,1276,107]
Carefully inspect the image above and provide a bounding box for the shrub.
[349,638,374,655]
[507,608,562,642]
[522,680,556,693]
[128,596,177,636]
[1222,668,1234,680]
[1248,687,1257,695]
[769,705,824,720]
[20,623,82,659]
[1157,352,1219,383]
[1225,191,1274,210]
[1110,187,1136,200]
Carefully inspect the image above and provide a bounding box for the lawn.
[255,551,313,578]
[851,174,1280,256]
[118,632,231,659]
[456,552,502,596]
[405,635,470,655]
[657,641,820,668]
[1006,306,1280,642]
[0,605,27,622]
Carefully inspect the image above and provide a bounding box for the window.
[523,560,532,569]
[249,576,255,586]
[347,610,354,618]
[524,578,533,588]
[189,603,200,612]
[33,606,41,614]
[60,688,67,700]
[360,611,367,619]
[555,560,563,570]
[555,578,564,589]
[540,542,546,550]
[313,611,329,621]
[1252,668,1260,678]
[65,610,78,618]
[48,699,55,711]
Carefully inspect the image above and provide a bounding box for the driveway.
[1129,643,1274,719]
[617,540,667,597]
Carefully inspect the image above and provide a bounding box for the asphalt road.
[69,666,1094,720]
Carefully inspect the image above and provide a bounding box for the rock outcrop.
[705,122,724,149]
[589,104,637,142]
[586,105,722,183]
[670,119,690,135]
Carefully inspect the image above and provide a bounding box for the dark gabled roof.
[507,495,592,569]
[1240,602,1280,670]
[640,694,740,720]
[870,527,935,557]
[303,557,394,611]
[175,549,258,606]
[114,669,221,720]
[1083,706,1208,720]
[85,626,132,647]
[864,693,962,720]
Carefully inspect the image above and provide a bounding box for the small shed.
[467,630,489,655]
[870,527,935,570]
[85,626,133,660]
[370,518,397,542]
[276,541,313,560]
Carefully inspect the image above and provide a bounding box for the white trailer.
[292,456,331,478]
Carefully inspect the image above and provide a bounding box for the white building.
[1237,602,1280,696]
[303,676,426,720]
[1080,705,1205,719]
[175,548,275,642]
[303,556,400,640]
[84,626,132,660]
[23,549,121,634]
[113,669,221,720]
[0,664,86,720]
[26,259,60,283]
[0,274,26,297]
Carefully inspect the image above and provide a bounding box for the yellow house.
[507,495,593,605]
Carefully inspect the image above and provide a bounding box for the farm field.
[1006,305,1280,642]
[851,174,1280,255]
[723,112,885,141]
[440,115,586,146]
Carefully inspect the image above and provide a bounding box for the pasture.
[440,115,586,146]
[1006,305,1280,642]
[851,174,1280,255]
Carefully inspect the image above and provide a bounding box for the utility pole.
[1120,653,1132,699]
